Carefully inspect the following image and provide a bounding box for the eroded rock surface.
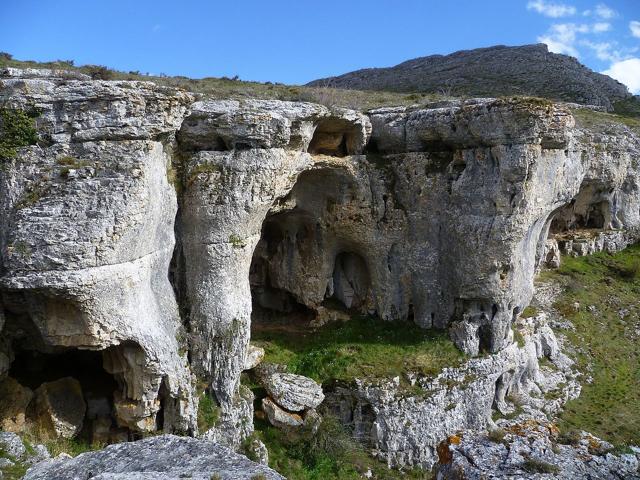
[23,434,283,480]
[1,67,639,471]
[436,420,640,479]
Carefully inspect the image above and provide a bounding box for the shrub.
[522,457,560,474]
[487,428,506,444]
[83,65,115,80]
[0,106,40,161]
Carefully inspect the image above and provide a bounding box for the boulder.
[262,373,324,412]
[23,434,284,480]
[33,377,86,439]
[243,345,265,371]
[261,397,303,429]
[0,377,33,432]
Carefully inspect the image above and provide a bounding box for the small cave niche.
[549,184,612,237]
[0,307,151,444]
[329,252,371,310]
[308,118,359,157]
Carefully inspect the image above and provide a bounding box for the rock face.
[23,434,284,480]
[0,68,196,439]
[1,67,640,468]
[308,44,633,110]
[436,420,640,479]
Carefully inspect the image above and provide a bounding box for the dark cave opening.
[6,345,129,443]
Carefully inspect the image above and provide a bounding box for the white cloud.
[594,3,616,19]
[527,0,576,18]
[603,58,640,94]
[631,21,640,38]
[538,23,590,57]
[592,22,611,33]
[582,41,621,61]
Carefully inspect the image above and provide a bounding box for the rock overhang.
[0,67,639,453]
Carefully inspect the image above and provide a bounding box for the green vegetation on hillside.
[248,416,429,480]
[541,244,640,446]
[252,314,463,385]
[571,107,640,136]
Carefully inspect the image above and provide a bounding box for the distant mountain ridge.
[308,44,633,111]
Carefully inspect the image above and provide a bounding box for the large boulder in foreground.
[24,434,284,480]
[33,377,86,439]
[262,372,324,412]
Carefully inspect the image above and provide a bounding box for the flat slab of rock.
[262,373,324,412]
[24,434,284,480]
[33,377,86,439]
[262,397,303,429]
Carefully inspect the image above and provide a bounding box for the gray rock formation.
[436,420,640,479]
[308,44,633,111]
[324,312,579,469]
[0,68,197,439]
[23,434,283,480]
[33,377,86,438]
[1,67,639,472]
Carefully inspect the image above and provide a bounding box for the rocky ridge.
[308,44,634,111]
[0,66,639,477]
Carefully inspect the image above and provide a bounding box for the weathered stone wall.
[1,68,639,454]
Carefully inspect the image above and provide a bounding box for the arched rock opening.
[308,118,363,157]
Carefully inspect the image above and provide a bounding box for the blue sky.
[0,0,638,92]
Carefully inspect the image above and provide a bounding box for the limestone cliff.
[1,67,640,473]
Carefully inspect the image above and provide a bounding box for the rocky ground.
[308,44,636,111]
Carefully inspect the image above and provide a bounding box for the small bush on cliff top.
[542,244,640,447]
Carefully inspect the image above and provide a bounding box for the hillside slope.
[308,44,633,110]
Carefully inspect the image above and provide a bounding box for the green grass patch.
[197,391,221,432]
[543,244,640,447]
[522,458,560,474]
[252,416,429,480]
[571,107,640,136]
[252,315,463,384]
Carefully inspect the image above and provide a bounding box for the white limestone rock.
[262,373,324,412]
[23,434,284,480]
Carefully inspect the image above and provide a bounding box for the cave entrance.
[5,343,131,444]
[249,211,317,332]
[548,183,612,238]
